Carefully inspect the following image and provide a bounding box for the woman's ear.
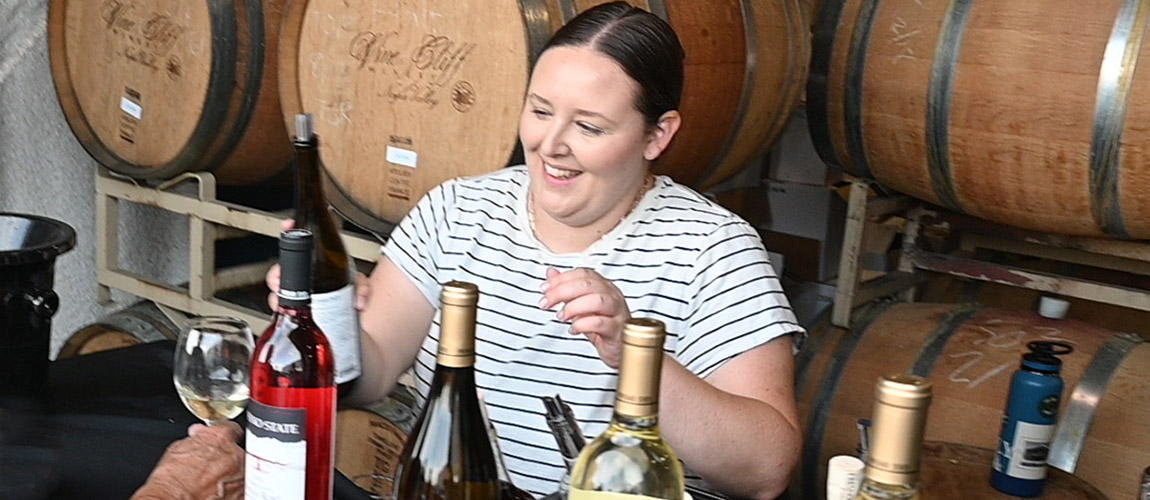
[643,110,682,161]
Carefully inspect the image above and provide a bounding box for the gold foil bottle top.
[615,318,667,418]
[623,318,667,348]
[437,281,479,368]
[441,281,479,307]
[865,373,933,488]
[875,373,933,409]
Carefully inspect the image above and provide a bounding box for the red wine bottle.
[247,229,337,500]
[393,281,499,500]
[292,113,362,396]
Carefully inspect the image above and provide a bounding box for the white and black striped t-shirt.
[382,165,803,497]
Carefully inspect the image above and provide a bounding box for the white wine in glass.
[173,316,255,425]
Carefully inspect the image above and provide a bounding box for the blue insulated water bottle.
[991,341,1074,497]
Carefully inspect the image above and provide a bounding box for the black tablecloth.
[0,340,373,500]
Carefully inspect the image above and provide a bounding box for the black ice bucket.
[0,213,76,401]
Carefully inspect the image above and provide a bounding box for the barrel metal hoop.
[911,302,980,378]
[1048,332,1144,472]
[844,0,882,180]
[806,0,850,169]
[205,0,265,176]
[1090,0,1149,238]
[519,0,554,64]
[800,300,895,500]
[925,0,973,213]
[646,0,670,23]
[691,0,757,189]
[793,307,835,397]
[556,0,578,24]
[760,0,804,153]
[170,1,246,176]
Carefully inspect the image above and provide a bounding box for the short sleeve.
[674,219,804,378]
[380,180,457,308]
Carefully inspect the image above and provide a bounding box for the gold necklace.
[528,173,654,244]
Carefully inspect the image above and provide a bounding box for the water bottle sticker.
[1005,421,1054,480]
[312,283,363,384]
[245,400,307,500]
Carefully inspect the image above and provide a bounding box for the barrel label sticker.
[348,31,476,110]
[120,96,143,120]
[386,146,418,168]
[118,87,142,143]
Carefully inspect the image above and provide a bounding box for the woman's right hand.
[265,219,370,311]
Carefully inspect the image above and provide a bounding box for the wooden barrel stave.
[794,301,1150,500]
[810,0,1150,238]
[280,0,808,234]
[58,301,179,358]
[48,0,291,185]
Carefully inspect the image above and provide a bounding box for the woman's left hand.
[540,267,631,368]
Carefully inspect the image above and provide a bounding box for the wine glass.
[173,316,255,425]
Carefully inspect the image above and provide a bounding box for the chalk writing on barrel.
[946,320,1071,390]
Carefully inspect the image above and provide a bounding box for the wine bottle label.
[996,421,1053,480]
[568,487,677,500]
[245,400,308,500]
[312,283,363,384]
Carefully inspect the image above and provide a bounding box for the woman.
[140,3,803,499]
[346,4,803,499]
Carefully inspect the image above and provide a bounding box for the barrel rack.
[94,166,385,332]
[833,178,1150,329]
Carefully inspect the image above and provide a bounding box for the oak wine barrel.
[279,0,809,235]
[793,301,1150,500]
[58,301,178,359]
[48,0,292,185]
[335,387,417,497]
[918,441,1107,500]
[808,0,1150,239]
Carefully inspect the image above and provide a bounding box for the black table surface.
[0,340,374,500]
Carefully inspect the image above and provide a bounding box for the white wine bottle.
[853,374,933,500]
[568,318,684,500]
[292,113,362,396]
[393,281,499,500]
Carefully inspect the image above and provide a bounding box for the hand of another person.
[539,267,631,368]
[129,422,244,500]
[265,219,370,311]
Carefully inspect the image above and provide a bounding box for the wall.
[0,0,189,357]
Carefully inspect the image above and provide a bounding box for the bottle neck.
[293,138,325,227]
[436,302,477,368]
[864,380,930,491]
[613,345,663,422]
[858,477,919,500]
[612,412,660,432]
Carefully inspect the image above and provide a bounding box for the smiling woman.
[277,0,809,236]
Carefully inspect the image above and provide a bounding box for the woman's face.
[519,45,675,230]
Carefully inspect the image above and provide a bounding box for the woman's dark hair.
[542,2,685,127]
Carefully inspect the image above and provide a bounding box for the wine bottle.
[568,318,685,500]
[853,374,933,500]
[292,113,362,395]
[247,229,338,500]
[479,394,537,500]
[393,281,499,500]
